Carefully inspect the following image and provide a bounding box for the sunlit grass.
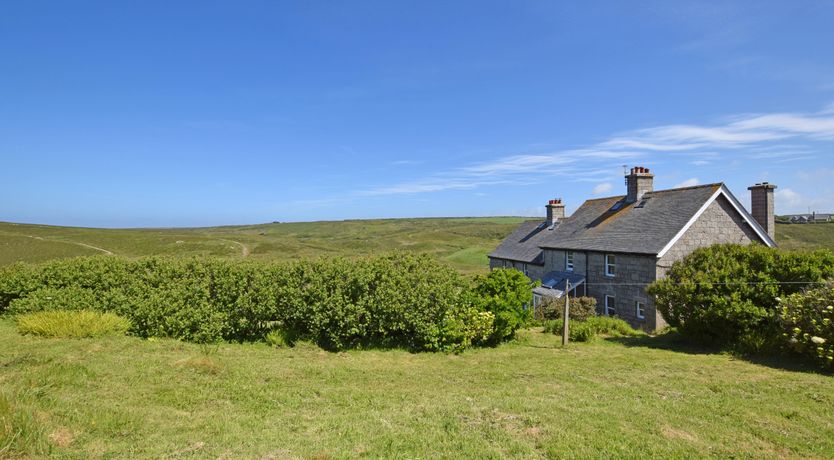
[1,319,832,458]
[16,310,130,339]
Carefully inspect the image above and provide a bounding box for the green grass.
[1,218,830,275]
[0,390,50,458]
[0,320,831,458]
[16,311,130,339]
[776,223,834,252]
[0,217,530,274]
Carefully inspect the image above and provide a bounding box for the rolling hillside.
[1,219,832,273]
[774,222,834,252]
[0,218,529,274]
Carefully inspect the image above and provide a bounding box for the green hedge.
[0,254,531,352]
[648,244,834,347]
[780,282,834,368]
[467,268,532,344]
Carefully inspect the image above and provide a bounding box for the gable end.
[657,185,776,260]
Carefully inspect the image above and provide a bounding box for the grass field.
[1,321,832,459]
[775,223,834,252]
[2,219,832,275]
[0,218,529,274]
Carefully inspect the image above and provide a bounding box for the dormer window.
[565,251,574,272]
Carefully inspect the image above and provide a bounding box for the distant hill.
[0,217,530,274]
[775,222,834,252]
[2,217,830,273]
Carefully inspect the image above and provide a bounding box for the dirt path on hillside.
[217,238,250,257]
[23,235,114,255]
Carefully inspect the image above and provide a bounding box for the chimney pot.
[626,165,654,202]
[545,198,566,225]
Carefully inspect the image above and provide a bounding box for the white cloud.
[776,188,803,208]
[592,183,614,195]
[674,178,700,188]
[774,187,831,214]
[309,103,834,209]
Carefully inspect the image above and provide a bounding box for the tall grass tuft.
[0,392,49,457]
[16,310,130,338]
[544,316,643,342]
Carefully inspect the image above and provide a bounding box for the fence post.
[562,280,570,347]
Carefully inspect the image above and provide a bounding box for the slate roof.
[539,184,723,254]
[533,271,586,298]
[487,219,552,264]
[540,270,586,289]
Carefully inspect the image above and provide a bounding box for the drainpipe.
[584,250,590,298]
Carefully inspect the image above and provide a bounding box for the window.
[523,263,529,276]
[636,301,645,320]
[565,252,574,272]
[503,260,510,268]
[533,294,542,308]
[605,296,616,316]
[605,254,616,277]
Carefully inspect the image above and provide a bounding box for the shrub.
[0,253,485,351]
[539,296,597,321]
[648,244,834,346]
[16,310,131,338]
[469,269,533,343]
[584,316,642,337]
[780,282,834,368]
[545,316,641,342]
[440,304,495,352]
[264,329,295,348]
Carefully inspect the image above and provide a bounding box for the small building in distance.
[782,212,832,224]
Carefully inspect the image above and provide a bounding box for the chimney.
[748,182,777,240]
[546,199,565,226]
[625,166,654,203]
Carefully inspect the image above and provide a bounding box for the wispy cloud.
[390,159,424,166]
[310,103,834,202]
[674,178,700,188]
[592,183,614,195]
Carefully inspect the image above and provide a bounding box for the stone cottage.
[488,167,777,331]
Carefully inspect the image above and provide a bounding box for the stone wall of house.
[657,194,761,277]
[584,252,659,331]
[543,249,587,275]
[541,249,657,330]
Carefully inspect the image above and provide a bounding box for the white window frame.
[565,251,574,272]
[636,301,645,320]
[605,254,616,277]
[605,295,616,316]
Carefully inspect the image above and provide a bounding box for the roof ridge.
[648,182,724,194]
[581,195,626,203]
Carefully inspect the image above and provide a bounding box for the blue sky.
[2,1,834,227]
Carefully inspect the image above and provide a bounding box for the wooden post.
[562,280,570,347]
